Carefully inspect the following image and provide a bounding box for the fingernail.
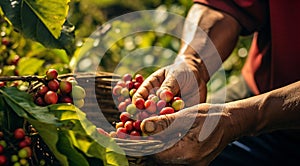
[144,120,156,133]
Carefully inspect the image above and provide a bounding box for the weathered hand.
[132,58,207,107]
[141,104,235,166]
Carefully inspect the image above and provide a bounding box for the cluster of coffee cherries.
[0,128,32,166]
[1,24,21,77]
[109,73,185,139]
[33,69,86,108]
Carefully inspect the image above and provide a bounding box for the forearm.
[225,81,300,139]
[177,4,241,82]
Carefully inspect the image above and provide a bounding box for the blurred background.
[0,0,252,94]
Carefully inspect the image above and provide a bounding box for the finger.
[141,114,176,135]
[157,73,180,98]
[132,69,165,103]
[141,107,198,136]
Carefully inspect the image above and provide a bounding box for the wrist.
[224,98,261,139]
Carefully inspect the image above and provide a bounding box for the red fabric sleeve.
[193,0,268,35]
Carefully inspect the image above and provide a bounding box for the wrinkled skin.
[141,104,235,166]
[132,60,207,107]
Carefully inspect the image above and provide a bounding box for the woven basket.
[62,71,164,166]
[0,72,165,166]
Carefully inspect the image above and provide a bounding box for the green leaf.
[17,57,44,75]
[49,104,129,166]
[0,0,75,54]
[0,89,128,166]
[24,0,70,39]
[0,88,69,165]
[29,119,69,166]
[0,87,58,124]
[57,131,90,166]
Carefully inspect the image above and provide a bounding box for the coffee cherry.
[150,95,159,103]
[156,100,167,111]
[173,97,182,101]
[113,85,122,96]
[0,145,4,154]
[14,162,21,166]
[0,82,5,88]
[11,81,19,87]
[40,159,48,166]
[18,148,28,159]
[120,88,129,97]
[126,104,137,115]
[59,96,73,104]
[135,74,144,83]
[24,136,31,145]
[119,112,131,123]
[129,130,141,140]
[35,96,46,106]
[1,37,10,46]
[144,100,157,114]
[11,155,18,163]
[123,74,132,82]
[117,96,125,103]
[0,141,7,148]
[133,120,141,131]
[19,158,28,165]
[124,98,132,105]
[72,85,86,99]
[160,107,175,115]
[38,85,49,96]
[47,79,59,91]
[109,131,117,138]
[11,55,20,65]
[59,80,72,94]
[22,147,32,158]
[46,69,58,80]
[134,98,145,110]
[115,122,124,129]
[44,91,58,104]
[147,94,156,100]
[67,77,78,86]
[139,111,149,120]
[14,128,25,140]
[159,89,174,102]
[133,82,141,89]
[118,102,127,112]
[125,81,134,90]
[129,89,137,97]
[73,99,84,108]
[116,81,126,87]
[18,141,28,148]
[124,121,133,132]
[0,155,7,165]
[172,99,185,111]
[116,127,127,139]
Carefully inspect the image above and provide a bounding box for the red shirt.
[194,0,300,94]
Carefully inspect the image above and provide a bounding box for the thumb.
[141,114,177,136]
[132,68,165,103]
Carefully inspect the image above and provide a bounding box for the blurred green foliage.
[0,0,252,93]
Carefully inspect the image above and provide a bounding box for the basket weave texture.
[0,71,164,166]
[68,72,165,166]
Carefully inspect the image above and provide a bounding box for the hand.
[132,57,208,107]
[141,104,235,166]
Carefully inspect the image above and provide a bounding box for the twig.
[0,76,45,83]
